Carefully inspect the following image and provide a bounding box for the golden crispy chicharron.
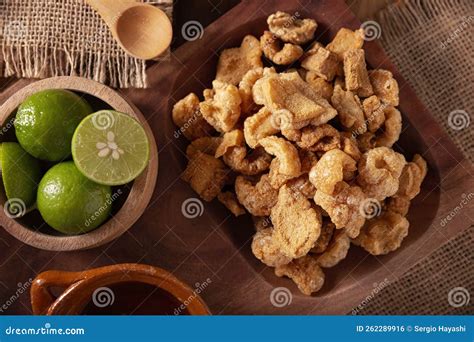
[173,11,427,296]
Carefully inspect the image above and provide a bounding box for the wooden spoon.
[85,0,172,60]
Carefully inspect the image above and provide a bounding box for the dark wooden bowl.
[0,77,159,251]
[119,0,473,314]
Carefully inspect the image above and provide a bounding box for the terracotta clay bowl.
[31,263,211,315]
[0,76,158,251]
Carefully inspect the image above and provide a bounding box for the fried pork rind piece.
[311,220,335,254]
[296,124,341,153]
[260,31,304,65]
[182,151,228,202]
[218,191,246,216]
[295,68,308,79]
[200,80,242,133]
[326,28,365,61]
[309,149,357,195]
[357,132,376,152]
[369,69,400,106]
[386,195,411,216]
[396,154,428,200]
[305,71,334,100]
[357,147,406,201]
[299,149,319,172]
[216,35,263,85]
[215,129,245,158]
[239,68,264,115]
[260,136,301,177]
[386,154,428,216]
[275,255,325,295]
[172,93,214,141]
[203,88,214,101]
[340,132,362,161]
[316,231,350,268]
[331,84,366,134]
[235,174,278,216]
[281,127,301,141]
[376,106,402,148]
[281,72,339,126]
[186,137,223,158]
[362,95,386,133]
[314,182,366,238]
[301,43,340,81]
[252,216,272,231]
[252,67,277,105]
[343,49,373,97]
[260,73,338,128]
[287,175,317,199]
[269,149,318,190]
[223,146,272,176]
[267,11,317,45]
[356,106,400,149]
[251,228,292,267]
[354,211,409,255]
[268,158,297,189]
[268,149,317,189]
[271,185,322,259]
[243,107,280,148]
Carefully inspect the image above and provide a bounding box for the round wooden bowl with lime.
[0,76,158,251]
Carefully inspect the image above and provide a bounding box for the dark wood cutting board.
[0,0,473,315]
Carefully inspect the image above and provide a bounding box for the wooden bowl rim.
[0,76,159,251]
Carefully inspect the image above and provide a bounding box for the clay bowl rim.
[0,76,159,251]
[33,263,211,315]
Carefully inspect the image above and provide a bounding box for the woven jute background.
[353,226,473,314]
[377,0,473,164]
[0,0,173,88]
[353,0,473,315]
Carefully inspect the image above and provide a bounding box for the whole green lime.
[0,142,42,210]
[14,89,92,161]
[37,161,112,235]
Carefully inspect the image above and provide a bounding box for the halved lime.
[14,89,93,161]
[71,110,150,186]
[1,142,42,211]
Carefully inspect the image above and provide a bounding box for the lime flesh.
[1,142,42,210]
[37,161,112,235]
[72,110,150,186]
[14,89,92,161]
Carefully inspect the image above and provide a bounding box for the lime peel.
[37,161,112,234]
[14,89,92,161]
[1,142,42,210]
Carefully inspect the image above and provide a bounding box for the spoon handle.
[85,0,135,28]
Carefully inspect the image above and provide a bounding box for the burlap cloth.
[0,0,173,88]
[353,0,473,314]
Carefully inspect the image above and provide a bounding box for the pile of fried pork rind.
[173,12,427,295]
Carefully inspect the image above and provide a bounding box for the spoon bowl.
[86,0,172,60]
